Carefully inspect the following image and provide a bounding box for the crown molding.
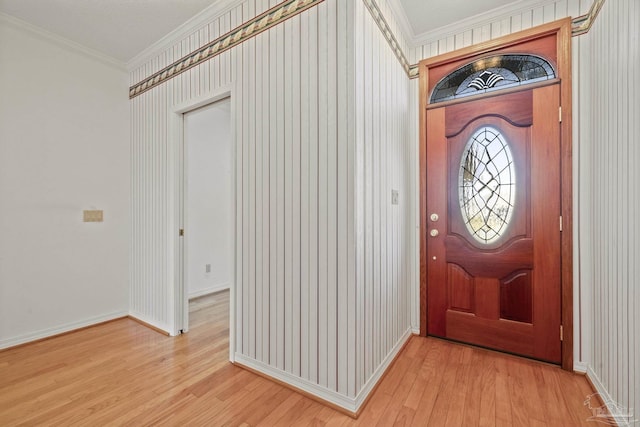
[0,11,125,71]
[411,0,558,46]
[386,0,416,43]
[127,0,244,71]
[406,0,602,79]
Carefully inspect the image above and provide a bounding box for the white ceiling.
[0,0,221,63]
[0,0,529,64]
[398,0,520,37]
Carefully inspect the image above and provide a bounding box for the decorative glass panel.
[430,54,555,104]
[459,127,515,244]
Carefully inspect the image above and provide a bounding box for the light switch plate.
[83,210,103,222]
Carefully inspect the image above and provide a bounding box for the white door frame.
[170,85,236,362]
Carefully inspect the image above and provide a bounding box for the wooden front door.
[419,19,573,369]
[425,85,561,363]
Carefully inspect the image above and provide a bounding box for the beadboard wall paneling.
[131,0,634,415]
[577,0,639,421]
[406,0,593,64]
[354,0,413,397]
[130,2,243,335]
[131,0,414,412]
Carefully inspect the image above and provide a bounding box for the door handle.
[430,229,439,237]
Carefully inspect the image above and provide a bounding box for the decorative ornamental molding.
[129,0,323,98]
[571,0,605,36]
[128,0,607,93]
[361,0,412,77]
[408,64,419,79]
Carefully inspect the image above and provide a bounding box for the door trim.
[171,86,236,363]
[418,18,573,370]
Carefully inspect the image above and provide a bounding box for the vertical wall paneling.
[299,3,310,379]
[632,2,639,418]
[343,0,358,398]
[326,0,338,393]
[307,4,319,385]
[267,13,278,367]
[244,5,254,359]
[129,0,414,412]
[354,0,366,395]
[291,12,302,379]
[259,2,270,364]
[578,0,640,421]
[316,1,329,389]
[129,0,453,413]
[253,10,263,365]
[283,15,292,374]
[353,0,413,402]
[372,8,381,371]
[362,3,373,382]
[131,0,638,416]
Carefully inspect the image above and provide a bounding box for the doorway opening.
[181,97,233,332]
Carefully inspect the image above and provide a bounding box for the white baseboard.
[411,327,420,334]
[234,327,413,414]
[188,283,230,300]
[586,365,636,426]
[574,361,588,373]
[128,311,173,336]
[234,354,358,412]
[354,328,413,410]
[0,310,128,350]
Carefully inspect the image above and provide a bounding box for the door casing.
[171,86,236,363]
[418,18,573,370]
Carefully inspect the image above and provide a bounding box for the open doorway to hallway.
[183,97,233,331]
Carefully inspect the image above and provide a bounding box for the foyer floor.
[0,290,597,426]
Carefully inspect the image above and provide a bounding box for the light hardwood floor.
[0,291,597,426]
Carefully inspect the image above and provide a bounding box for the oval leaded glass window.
[430,54,556,104]
[459,126,515,244]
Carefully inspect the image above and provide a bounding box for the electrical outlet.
[391,190,399,205]
[205,264,211,273]
[83,210,103,222]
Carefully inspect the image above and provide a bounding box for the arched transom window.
[430,54,556,104]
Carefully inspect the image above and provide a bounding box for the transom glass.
[430,54,556,104]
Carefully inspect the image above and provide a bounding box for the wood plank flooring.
[0,290,597,426]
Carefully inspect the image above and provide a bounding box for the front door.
[425,85,561,363]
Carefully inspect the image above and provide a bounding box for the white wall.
[575,0,640,420]
[0,14,130,349]
[185,99,232,299]
[131,0,639,416]
[406,0,593,64]
[354,0,414,399]
[129,0,414,413]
